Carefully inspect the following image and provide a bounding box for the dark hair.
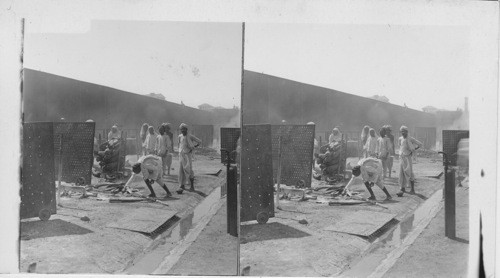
[132,163,141,174]
[352,166,361,177]
[159,125,165,135]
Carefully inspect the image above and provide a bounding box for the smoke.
[435,111,469,150]
[212,111,240,150]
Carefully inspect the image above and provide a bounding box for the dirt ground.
[240,156,445,277]
[19,154,226,274]
[385,184,469,278]
[166,199,239,276]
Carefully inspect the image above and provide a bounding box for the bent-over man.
[125,154,172,198]
[343,157,392,201]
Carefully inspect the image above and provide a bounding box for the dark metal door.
[21,122,57,219]
[240,124,274,223]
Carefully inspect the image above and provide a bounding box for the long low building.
[242,70,441,149]
[22,69,239,146]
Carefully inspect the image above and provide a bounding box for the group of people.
[360,125,395,178]
[125,123,202,199]
[345,125,423,201]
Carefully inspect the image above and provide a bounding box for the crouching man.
[125,154,172,198]
[343,157,392,201]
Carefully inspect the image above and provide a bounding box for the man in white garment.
[343,157,392,201]
[396,125,423,197]
[176,123,202,193]
[125,154,172,198]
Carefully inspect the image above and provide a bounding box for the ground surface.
[166,199,239,276]
[385,183,469,278]
[19,154,227,274]
[240,156,446,277]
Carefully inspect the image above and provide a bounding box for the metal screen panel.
[21,123,57,219]
[271,125,315,188]
[442,130,469,166]
[240,124,274,222]
[54,122,95,184]
[220,127,241,163]
[192,125,214,148]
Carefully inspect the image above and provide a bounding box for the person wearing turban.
[176,123,202,193]
[396,125,423,197]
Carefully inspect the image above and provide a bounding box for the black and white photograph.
[238,18,496,277]
[18,20,242,275]
[0,1,498,277]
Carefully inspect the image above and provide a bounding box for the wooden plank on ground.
[107,207,177,233]
[324,210,396,237]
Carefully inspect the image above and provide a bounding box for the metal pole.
[222,148,238,237]
[439,151,456,238]
[444,167,456,238]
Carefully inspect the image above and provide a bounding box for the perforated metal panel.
[240,124,274,222]
[21,123,57,219]
[271,125,315,188]
[54,122,95,184]
[442,130,469,166]
[220,127,241,164]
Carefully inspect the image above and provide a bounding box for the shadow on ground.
[21,219,93,240]
[240,222,311,244]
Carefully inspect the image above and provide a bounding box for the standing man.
[156,125,172,176]
[377,127,391,178]
[145,125,157,155]
[396,126,423,197]
[364,128,378,157]
[125,154,172,198]
[177,123,202,193]
[343,157,392,201]
[162,123,174,176]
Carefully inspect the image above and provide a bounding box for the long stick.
[276,135,283,210]
[57,134,63,206]
[116,131,123,173]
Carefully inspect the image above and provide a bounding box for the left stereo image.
[19,20,243,276]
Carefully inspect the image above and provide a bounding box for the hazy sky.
[24,20,243,109]
[245,23,470,111]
